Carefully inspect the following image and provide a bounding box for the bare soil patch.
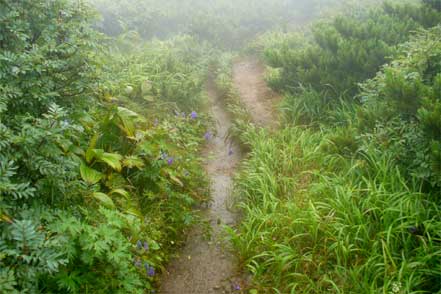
[232,56,281,128]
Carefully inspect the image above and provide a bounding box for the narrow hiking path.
[160,57,276,294]
[159,78,242,294]
[232,56,281,128]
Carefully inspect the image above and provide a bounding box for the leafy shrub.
[262,1,441,104]
[0,1,210,292]
[358,26,441,188]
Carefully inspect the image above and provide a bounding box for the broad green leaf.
[149,240,160,250]
[86,148,105,164]
[123,156,145,169]
[89,133,100,149]
[100,152,123,171]
[80,162,103,184]
[110,188,130,199]
[85,148,96,163]
[92,149,123,171]
[92,192,115,208]
[125,207,142,218]
[86,133,104,163]
[69,145,85,156]
[117,106,139,119]
[116,107,139,137]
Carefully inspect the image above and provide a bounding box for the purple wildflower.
[233,283,241,291]
[190,111,198,119]
[148,266,155,277]
[143,241,149,251]
[144,262,150,273]
[136,240,142,250]
[204,131,212,141]
[167,157,174,165]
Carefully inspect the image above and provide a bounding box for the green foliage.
[229,126,441,294]
[0,0,99,117]
[357,26,441,188]
[423,0,441,11]
[0,1,210,293]
[261,1,441,102]
[98,33,211,111]
[227,4,441,294]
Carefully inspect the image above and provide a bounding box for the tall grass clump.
[230,126,440,293]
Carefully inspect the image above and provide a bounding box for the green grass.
[228,126,441,293]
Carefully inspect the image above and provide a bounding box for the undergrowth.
[224,1,441,293]
[0,2,211,292]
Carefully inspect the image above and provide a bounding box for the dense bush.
[356,26,441,189]
[262,1,441,99]
[0,1,210,292]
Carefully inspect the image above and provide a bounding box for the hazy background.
[89,0,347,48]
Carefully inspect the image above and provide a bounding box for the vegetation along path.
[160,57,277,293]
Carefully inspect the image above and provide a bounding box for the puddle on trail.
[159,80,243,294]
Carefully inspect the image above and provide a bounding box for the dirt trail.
[160,57,275,293]
[232,56,280,128]
[159,79,242,294]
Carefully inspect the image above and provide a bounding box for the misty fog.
[89,0,352,48]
